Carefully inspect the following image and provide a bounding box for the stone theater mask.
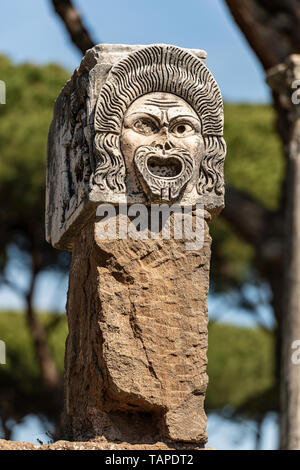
[46,44,226,249]
[94,45,226,211]
[121,92,203,203]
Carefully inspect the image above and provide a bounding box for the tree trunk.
[1,417,12,441]
[224,0,300,449]
[280,116,300,449]
[51,0,95,54]
[25,268,60,390]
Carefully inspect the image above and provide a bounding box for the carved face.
[121,92,204,202]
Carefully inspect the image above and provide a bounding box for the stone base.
[0,439,211,450]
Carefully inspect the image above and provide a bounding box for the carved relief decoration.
[93,44,226,202]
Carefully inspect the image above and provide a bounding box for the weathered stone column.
[267,56,300,450]
[46,44,226,448]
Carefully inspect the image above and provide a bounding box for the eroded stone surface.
[0,439,211,450]
[63,217,211,445]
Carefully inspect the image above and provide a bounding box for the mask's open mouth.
[134,145,195,202]
[146,155,183,178]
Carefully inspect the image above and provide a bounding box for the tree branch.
[51,0,96,54]
[0,276,26,299]
[224,0,300,70]
[25,261,61,390]
[222,184,271,246]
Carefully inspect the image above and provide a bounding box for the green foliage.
[0,312,67,395]
[0,55,70,270]
[210,103,284,290]
[0,55,69,210]
[0,312,275,417]
[210,217,255,290]
[224,103,284,211]
[206,322,275,415]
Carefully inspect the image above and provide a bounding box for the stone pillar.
[46,44,226,447]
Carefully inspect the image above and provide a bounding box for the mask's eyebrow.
[169,114,201,124]
[144,99,179,108]
[123,110,161,126]
[125,111,160,119]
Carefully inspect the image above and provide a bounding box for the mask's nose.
[152,140,173,152]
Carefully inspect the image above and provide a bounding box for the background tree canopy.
[211,103,283,291]
[0,312,275,431]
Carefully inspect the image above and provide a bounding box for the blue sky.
[0,0,270,102]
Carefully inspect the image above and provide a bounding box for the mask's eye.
[171,123,194,137]
[133,118,158,135]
